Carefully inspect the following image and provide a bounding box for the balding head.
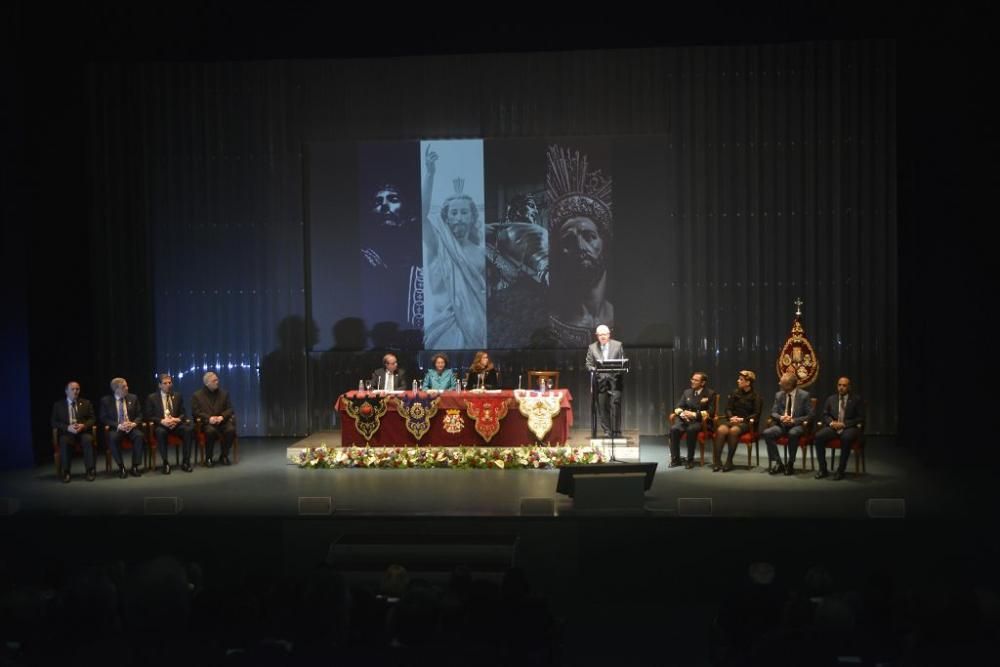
[779,373,798,392]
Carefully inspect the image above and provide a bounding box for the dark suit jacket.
[145,391,189,423]
[99,393,144,427]
[819,393,865,429]
[51,398,96,434]
[370,368,409,390]
[769,388,812,426]
[191,387,234,424]
[725,390,763,424]
[464,368,500,390]
[585,339,625,391]
[585,339,625,371]
[674,387,718,423]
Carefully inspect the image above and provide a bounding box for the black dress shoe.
[118,466,128,479]
[220,455,231,466]
[668,460,683,468]
[181,462,193,472]
[712,464,721,472]
[685,460,696,469]
[815,470,829,479]
[833,471,845,481]
[162,462,171,475]
[722,462,734,472]
[129,466,142,478]
[784,464,795,476]
[86,469,97,482]
[205,457,215,468]
[62,472,71,484]
[768,463,784,475]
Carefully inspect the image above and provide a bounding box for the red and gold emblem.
[777,301,819,387]
[342,392,388,442]
[442,409,465,435]
[465,396,510,443]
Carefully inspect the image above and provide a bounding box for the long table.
[336,389,574,447]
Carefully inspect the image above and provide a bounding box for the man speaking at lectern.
[585,324,625,437]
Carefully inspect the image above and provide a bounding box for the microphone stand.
[596,359,629,463]
[590,369,598,438]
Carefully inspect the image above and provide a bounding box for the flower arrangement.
[290,444,606,469]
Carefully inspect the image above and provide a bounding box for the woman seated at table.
[464,350,500,390]
[422,353,458,391]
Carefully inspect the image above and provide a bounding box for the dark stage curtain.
[79,40,895,436]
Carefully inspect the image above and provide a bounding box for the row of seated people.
[51,371,236,483]
[371,351,501,391]
[668,370,866,480]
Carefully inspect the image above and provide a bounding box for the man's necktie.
[118,398,125,424]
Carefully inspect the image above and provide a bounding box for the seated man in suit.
[99,377,146,478]
[145,373,194,474]
[371,353,408,391]
[762,372,812,476]
[192,371,236,466]
[813,376,866,480]
[669,372,717,469]
[51,380,97,483]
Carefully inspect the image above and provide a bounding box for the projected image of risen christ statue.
[422,144,486,349]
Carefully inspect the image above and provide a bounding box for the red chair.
[711,412,760,468]
[102,424,150,473]
[766,397,819,470]
[668,393,720,466]
[735,418,760,468]
[824,424,866,475]
[52,426,97,477]
[527,370,560,390]
[146,420,192,466]
[195,415,240,465]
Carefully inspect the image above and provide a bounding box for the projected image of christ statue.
[544,143,614,348]
[421,142,487,349]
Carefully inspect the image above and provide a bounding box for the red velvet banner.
[336,390,573,446]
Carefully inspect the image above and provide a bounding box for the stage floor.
[0,430,961,519]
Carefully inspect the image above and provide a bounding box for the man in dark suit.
[669,372,717,469]
[585,324,625,437]
[370,353,408,392]
[191,371,236,466]
[762,372,812,475]
[813,377,866,480]
[145,373,194,474]
[51,380,97,483]
[99,377,146,478]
